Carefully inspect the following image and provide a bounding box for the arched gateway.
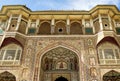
[55,76,68,81]
[0,71,16,81]
[103,70,120,81]
[39,47,80,81]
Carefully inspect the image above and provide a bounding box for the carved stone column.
[51,25,55,34]
[108,14,112,30]
[90,18,95,34]
[82,18,85,34]
[66,16,70,34]
[36,19,40,34]
[26,19,31,34]
[15,14,22,30]
[99,14,103,31]
[6,14,12,31]
[66,25,70,34]
[51,17,55,34]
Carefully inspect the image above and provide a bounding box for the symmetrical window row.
[28,21,90,35]
[1,14,120,35]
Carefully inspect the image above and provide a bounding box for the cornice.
[0,5,120,16]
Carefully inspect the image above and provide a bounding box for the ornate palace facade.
[0,5,120,81]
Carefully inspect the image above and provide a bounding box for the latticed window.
[0,44,22,66]
[98,42,120,64]
[115,20,120,34]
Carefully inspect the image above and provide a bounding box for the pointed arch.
[38,21,51,35]
[0,71,16,81]
[55,20,66,24]
[97,36,120,64]
[55,76,68,81]
[0,37,23,49]
[103,70,120,81]
[70,21,83,34]
[97,36,120,48]
[70,20,81,24]
[0,37,23,65]
[37,42,81,59]
[34,42,81,81]
[93,19,100,33]
[55,21,67,34]
[18,20,27,34]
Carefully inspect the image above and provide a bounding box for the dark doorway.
[55,76,68,81]
[0,71,16,81]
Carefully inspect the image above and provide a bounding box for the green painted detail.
[116,28,120,34]
[0,29,3,34]
[28,28,36,34]
[85,28,93,34]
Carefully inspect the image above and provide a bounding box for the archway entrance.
[55,76,68,81]
[40,47,79,81]
[0,71,16,81]
[103,70,120,81]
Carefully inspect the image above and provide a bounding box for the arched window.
[0,44,22,66]
[97,42,120,64]
[70,22,83,34]
[93,19,100,33]
[38,22,51,35]
[18,20,27,34]
[9,18,17,31]
[55,21,67,34]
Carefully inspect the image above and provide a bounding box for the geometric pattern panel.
[0,71,16,81]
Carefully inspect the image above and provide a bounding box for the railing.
[0,60,20,66]
[99,59,120,65]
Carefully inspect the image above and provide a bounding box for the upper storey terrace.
[0,5,120,35]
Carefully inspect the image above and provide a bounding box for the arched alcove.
[103,70,120,81]
[40,47,79,81]
[38,22,51,35]
[97,36,120,65]
[93,19,100,33]
[0,37,23,49]
[70,22,83,34]
[55,76,68,81]
[18,20,27,34]
[0,37,23,66]
[55,21,67,34]
[0,71,16,81]
[41,47,79,71]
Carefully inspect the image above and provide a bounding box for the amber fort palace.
[0,5,120,81]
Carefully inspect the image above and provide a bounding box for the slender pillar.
[6,14,12,31]
[4,20,8,30]
[113,19,116,27]
[51,17,55,34]
[90,18,95,34]
[36,19,40,34]
[26,19,31,34]
[36,19,40,28]
[0,20,2,30]
[0,20,1,27]
[99,14,103,31]
[15,14,22,30]
[66,16,70,34]
[108,14,112,30]
[82,18,85,34]
[113,19,116,32]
